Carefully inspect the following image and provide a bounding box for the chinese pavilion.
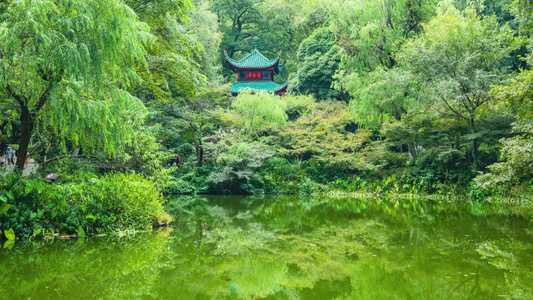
[225,38,288,96]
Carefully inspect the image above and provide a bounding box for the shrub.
[0,175,48,238]
[0,172,170,239]
[207,142,274,194]
[166,180,199,195]
[298,178,319,195]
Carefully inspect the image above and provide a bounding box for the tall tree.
[0,0,152,172]
[396,7,519,169]
[261,0,328,78]
[289,27,346,101]
[125,0,206,101]
[509,0,533,36]
[212,0,263,60]
[329,0,436,74]
[186,0,223,82]
[476,0,533,187]
[262,0,327,57]
[477,56,533,187]
[331,0,437,125]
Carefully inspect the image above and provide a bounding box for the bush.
[0,172,170,239]
[0,175,48,238]
[170,164,214,194]
[298,178,320,195]
[166,180,199,195]
[207,142,274,194]
[402,148,473,193]
[261,158,305,194]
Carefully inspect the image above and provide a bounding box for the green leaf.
[3,239,15,250]
[5,228,15,241]
[77,227,85,238]
[5,191,13,201]
[85,214,96,220]
[24,181,35,195]
[51,211,57,219]
[0,195,7,202]
[33,227,42,237]
[38,209,45,218]
[0,203,10,213]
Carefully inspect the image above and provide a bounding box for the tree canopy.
[2,0,533,198]
[0,0,154,171]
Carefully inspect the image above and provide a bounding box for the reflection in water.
[1,196,532,299]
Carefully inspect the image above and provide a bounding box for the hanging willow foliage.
[0,0,154,169]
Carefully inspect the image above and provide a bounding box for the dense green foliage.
[2,2,533,300]
[290,28,346,100]
[2,0,533,239]
[0,173,169,239]
[232,91,288,133]
[0,0,153,171]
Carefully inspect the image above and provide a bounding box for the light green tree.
[125,0,207,102]
[476,50,533,187]
[0,0,152,172]
[331,0,437,125]
[262,0,328,57]
[186,0,223,82]
[231,91,288,134]
[329,0,436,73]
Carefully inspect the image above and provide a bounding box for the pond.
[1,195,532,299]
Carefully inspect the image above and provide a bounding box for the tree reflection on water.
[1,195,532,299]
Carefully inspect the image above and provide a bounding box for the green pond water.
[1,195,533,299]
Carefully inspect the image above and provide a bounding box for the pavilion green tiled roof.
[226,50,280,69]
[230,81,288,93]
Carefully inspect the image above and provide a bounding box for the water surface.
[1,196,532,299]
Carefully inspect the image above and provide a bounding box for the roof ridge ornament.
[254,36,258,50]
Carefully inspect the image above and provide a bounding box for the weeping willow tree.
[124,0,208,102]
[0,0,153,172]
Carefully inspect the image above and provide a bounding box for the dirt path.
[1,158,39,176]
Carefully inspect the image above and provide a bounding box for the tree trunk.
[197,144,204,167]
[16,105,34,173]
[407,142,418,162]
[470,114,479,171]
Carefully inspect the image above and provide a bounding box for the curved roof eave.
[225,49,281,70]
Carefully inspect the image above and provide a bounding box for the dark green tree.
[289,28,347,101]
[212,0,264,78]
